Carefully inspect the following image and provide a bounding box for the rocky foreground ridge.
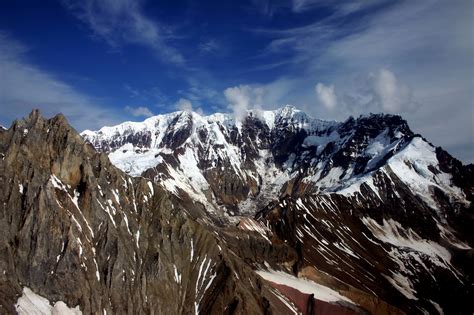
[0,108,473,314]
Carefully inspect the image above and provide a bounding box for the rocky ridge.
[0,108,472,314]
[0,111,286,314]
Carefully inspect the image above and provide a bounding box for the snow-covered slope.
[2,109,472,314]
[15,287,82,315]
[82,106,469,215]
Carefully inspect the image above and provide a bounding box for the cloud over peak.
[124,106,154,117]
[224,85,265,122]
[315,83,337,111]
[369,68,417,114]
[175,98,193,112]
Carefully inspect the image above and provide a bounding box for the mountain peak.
[2,108,473,314]
[275,104,299,116]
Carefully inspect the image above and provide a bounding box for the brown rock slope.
[0,111,282,314]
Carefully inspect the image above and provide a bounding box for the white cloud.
[61,0,184,65]
[0,32,123,131]
[174,98,204,115]
[175,98,193,112]
[224,85,265,122]
[251,1,473,161]
[124,106,154,117]
[315,83,337,110]
[368,69,417,113]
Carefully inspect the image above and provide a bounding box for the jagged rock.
[0,111,279,314]
[1,108,473,314]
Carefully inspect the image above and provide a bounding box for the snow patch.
[384,272,417,300]
[386,137,468,210]
[15,287,82,314]
[256,269,356,305]
[362,217,453,269]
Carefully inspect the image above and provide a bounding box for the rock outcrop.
[0,111,281,314]
[1,108,472,314]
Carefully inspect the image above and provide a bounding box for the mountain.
[0,107,472,314]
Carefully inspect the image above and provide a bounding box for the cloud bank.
[0,32,123,131]
[247,0,473,162]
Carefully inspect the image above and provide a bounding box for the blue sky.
[0,0,473,162]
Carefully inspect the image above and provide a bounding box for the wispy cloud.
[124,106,154,117]
[199,39,219,54]
[291,0,320,13]
[291,0,382,14]
[249,0,284,17]
[0,32,123,131]
[248,0,473,161]
[123,84,168,106]
[61,0,184,65]
[177,78,223,111]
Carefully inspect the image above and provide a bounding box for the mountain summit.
[0,108,472,314]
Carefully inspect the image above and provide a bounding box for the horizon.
[7,104,411,130]
[0,0,472,162]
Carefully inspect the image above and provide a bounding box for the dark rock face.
[1,108,473,315]
[0,111,279,314]
[256,187,473,314]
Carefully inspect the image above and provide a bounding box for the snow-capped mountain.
[0,108,472,314]
[82,105,468,217]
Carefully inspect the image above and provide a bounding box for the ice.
[18,183,24,194]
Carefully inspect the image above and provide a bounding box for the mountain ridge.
[81,106,470,216]
[0,108,472,314]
